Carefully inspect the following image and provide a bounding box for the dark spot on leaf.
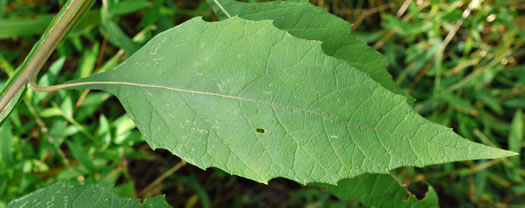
[252,6,257,11]
[256,128,266,134]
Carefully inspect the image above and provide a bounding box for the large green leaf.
[207,1,437,205]
[7,183,171,208]
[324,174,438,207]
[207,0,413,102]
[65,17,514,186]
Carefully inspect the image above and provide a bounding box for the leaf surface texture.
[325,174,438,208]
[208,0,412,101]
[7,183,170,208]
[69,17,515,185]
[208,2,441,206]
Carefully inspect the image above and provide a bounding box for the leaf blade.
[207,0,414,102]
[68,17,515,186]
[7,183,171,208]
[324,174,439,208]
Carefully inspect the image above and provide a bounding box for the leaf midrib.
[62,80,485,155]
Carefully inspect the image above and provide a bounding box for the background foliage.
[0,0,524,207]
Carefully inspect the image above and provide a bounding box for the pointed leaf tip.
[67,17,518,187]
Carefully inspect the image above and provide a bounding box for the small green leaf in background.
[100,21,141,56]
[65,138,97,173]
[474,160,489,198]
[324,174,438,208]
[439,89,477,115]
[7,183,171,208]
[507,110,523,182]
[138,0,163,29]
[77,43,99,79]
[0,2,152,40]
[509,110,523,166]
[67,17,515,188]
[0,120,13,165]
[0,14,55,39]
[108,0,151,16]
[100,0,142,56]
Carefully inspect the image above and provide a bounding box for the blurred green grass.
[0,0,524,207]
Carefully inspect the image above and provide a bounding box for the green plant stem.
[0,0,92,114]
[213,0,231,18]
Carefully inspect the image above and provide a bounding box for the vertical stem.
[0,0,93,114]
